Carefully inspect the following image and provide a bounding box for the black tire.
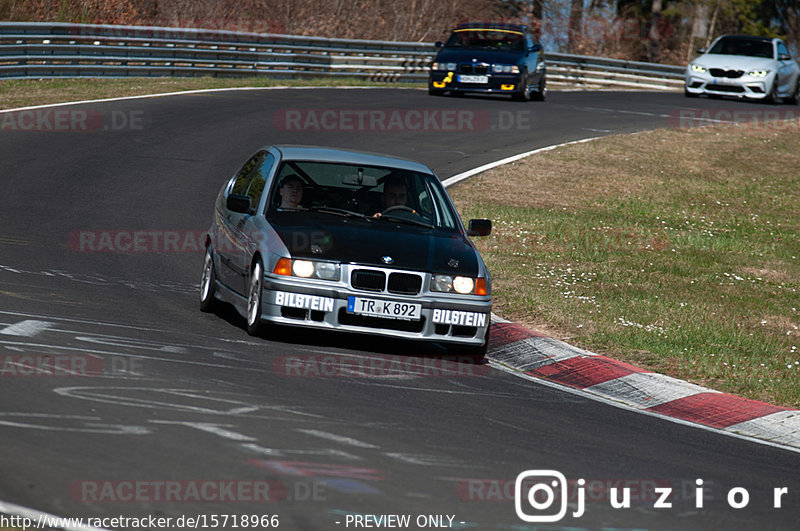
[246,259,267,337]
[512,72,530,102]
[457,325,491,361]
[684,88,699,98]
[766,80,779,104]
[787,81,800,105]
[531,76,546,101]
[200,247,218,313]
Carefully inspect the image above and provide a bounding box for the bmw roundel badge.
[382,256,393,264]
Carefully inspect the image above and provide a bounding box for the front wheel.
[512,73,530,101]
[787,81,800,105]
[766,80,779,104]
[200,247,218,313]
[454,325,491,361]
[246,259,267,337]
[532,76,546,101]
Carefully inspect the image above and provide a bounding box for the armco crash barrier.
[0,22,684,90]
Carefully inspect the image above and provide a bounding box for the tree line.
[1,0,797,64]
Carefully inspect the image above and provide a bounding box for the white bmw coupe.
[685,35,800,104]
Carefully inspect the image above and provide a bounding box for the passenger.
[278,175,304,209]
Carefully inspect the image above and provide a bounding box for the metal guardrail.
[0,22,685,90]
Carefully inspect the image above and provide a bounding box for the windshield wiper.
[309,206,370,220]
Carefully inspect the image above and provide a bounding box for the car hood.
[693,54,775,70]
[269,212,480,275]
[435,48,525,66]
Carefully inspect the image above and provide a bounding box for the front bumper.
[429,71,532,95]
[685,73,771,99]
[259,271,491,346]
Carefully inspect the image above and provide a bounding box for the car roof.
[269,145,434,174]
[717,34,775,43]
[453,22,526,34]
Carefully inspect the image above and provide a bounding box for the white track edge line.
[441,137,600,188]
[0,85,414,114]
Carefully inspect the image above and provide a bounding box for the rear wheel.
[200,247,217,313]
[246,259,267,337]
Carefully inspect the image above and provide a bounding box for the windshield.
[708,37,774,58]
[267,160,459,231]
[444,29,524,51]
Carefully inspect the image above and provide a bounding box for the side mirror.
[226,194,252,214]
[529,44,542,53]
[779,53,791,61]
[435,41,443,49]
[467,219,491,237]
[697,47,706,54]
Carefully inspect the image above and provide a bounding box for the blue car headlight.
[491,64,520,74]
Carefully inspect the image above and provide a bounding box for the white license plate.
[459,75,488,84]
[347,297,421,321]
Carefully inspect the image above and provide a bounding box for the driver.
[278,174,304,210]
[373,176,409,218]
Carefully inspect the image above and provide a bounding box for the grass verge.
[449,121,800,408]
[0,76,418,110]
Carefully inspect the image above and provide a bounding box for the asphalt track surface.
[1,88,799,530]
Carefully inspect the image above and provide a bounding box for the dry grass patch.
[451,120,800,407]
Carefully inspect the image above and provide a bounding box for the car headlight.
[431,275,488,295]
[432,62,456,71]
[274,258,340,281]
[748,70,769,77]
[491,64,520,74]
[690,64,706,73]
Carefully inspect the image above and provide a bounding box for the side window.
[230,153,262,197]
[248,153,274,210]
[778,42,790,59]
[229,151,275,212]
